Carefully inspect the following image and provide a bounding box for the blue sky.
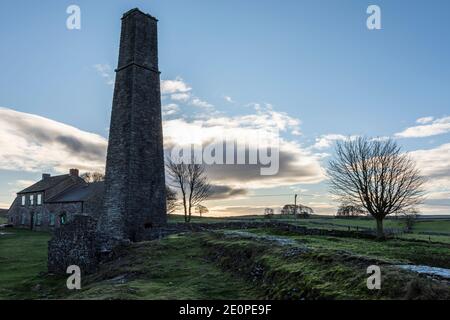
[0,0,449,215]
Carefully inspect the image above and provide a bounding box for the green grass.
[245,228,450,268]
[0,216,7,224]
[200,231,450,300]
[0,229,260,300]
[0,229,51,299]
[167,214,229,223]
[1,219,449,300]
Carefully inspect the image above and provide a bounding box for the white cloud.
[162,104,180,117]
[171,93,190,102]
[93,64,115,86]
[312,134,348,150]
[416,116,434,124]
[161,77,191,95]
[224,96,234,103]
[0,105,323,191]
[164,111,325,189]
[409,143,450,205]
[190,97,214,109]
[0,107,107,174]
[396,116,450,138]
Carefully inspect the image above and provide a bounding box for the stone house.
[7,169,104,231]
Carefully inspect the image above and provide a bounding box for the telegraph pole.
[294,194,298,214]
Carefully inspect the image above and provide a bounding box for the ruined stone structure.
[48,8,167,274]
[48,215,98,274]
[96,8,167,250]
[7,169,104,231]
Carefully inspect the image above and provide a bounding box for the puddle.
[396,265,450,279]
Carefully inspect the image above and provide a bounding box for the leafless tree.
[327,137,425,238]
[403,210,418,233]
[166,157,211,222]
[166,185,179,215]
[81,172,105,183]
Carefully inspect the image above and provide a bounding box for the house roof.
[47,181,104,203]
[18,174,70,194]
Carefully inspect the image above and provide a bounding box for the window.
[21,195,25,206]
[35,213,42,226]
[60,213,67,225]
[21,214,26,225]
[30,194,34,206]
[37,194,42,205]
[49,213,55,226]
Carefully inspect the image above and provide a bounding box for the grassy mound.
[200,231,450,300]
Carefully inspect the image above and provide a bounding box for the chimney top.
[42,173,51,180]
[69,169,79,177]
[122,8,158,22]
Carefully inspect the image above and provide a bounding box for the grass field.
[1,217,450,300]
[169,214,450,243]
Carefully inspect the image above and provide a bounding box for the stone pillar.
[97,8,167,251]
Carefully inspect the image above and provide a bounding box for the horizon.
[0,0,449,216]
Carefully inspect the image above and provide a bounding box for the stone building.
[7,169,104,231]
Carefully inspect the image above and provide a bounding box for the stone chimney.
[69,168,79,177]
[42,173,51,180]
[97,8,167,250]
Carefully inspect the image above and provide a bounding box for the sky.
[0,0,449,215]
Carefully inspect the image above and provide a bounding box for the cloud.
[164,116,325,189]
[0,104,324,191]
[0,107,107,173]
[171,93,190,102]
[409,143,450,206]
[208,185,248,200]
[93,64,115,86]
[161,77,191,95]
[161,77,215,111]
[416,116,434,124]
[224,96,234,103]
[396,116,450,138]
[162,104,180,117]
[312,134,348,150]
[190,97,214,109]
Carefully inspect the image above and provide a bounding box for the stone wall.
[156,221,379,240]
[48,215,98,274]
[8,200,82,231]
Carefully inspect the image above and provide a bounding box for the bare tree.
[327,137,425,238]
[166,185,179,215]
[403,210,418,233]
[81,172,105,183]
[166,157,211,222]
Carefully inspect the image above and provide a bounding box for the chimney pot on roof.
[69,169,79,177]
[42,173,51,180]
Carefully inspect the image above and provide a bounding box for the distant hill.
[0,209,8,216]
